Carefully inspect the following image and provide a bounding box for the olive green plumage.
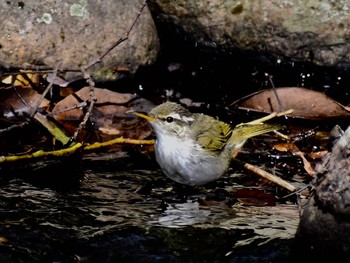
[136,102,281,186]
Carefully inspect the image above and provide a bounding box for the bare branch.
[70,85,95,142]
[243,162,296,192]
[0,61,80,73]
[30,62,61,118]
[0,122,29,134]
[82,0,148,71]
[72,0,148,142]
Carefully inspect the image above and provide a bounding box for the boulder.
[0,0,159,81]
[148,0,350,67]
[292,125,350,262]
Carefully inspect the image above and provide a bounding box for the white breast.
[154,133,229,185]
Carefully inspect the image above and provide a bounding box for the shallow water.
[0,156,300,263]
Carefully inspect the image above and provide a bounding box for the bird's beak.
[133,112,156,122]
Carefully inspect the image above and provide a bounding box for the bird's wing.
[192,114,232,153]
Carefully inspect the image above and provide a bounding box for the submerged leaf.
[230,188,276,206]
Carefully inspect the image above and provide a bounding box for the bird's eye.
[166,116,173,123]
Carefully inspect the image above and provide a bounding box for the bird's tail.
[228,123,282,146]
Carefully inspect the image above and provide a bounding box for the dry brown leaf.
[52,87,136,122]
[230,87,350,120]
[294,151,315,176]
[1,72,40,87]
[274,141,315,176]
[308,150,328,159]
[0,236,8,244]
[0,87,49,118]
[273,142,300,152]
[76,86,136,104]
[52,86,153,140]
[98,127,121,135]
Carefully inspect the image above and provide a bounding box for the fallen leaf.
[308,150,328,159]
[45,73,71,87]
[0,236,8,244]
[52,87,137,122]
[230,87,350,119]
[52,86,154,140]
[273,142,300,152]
[98,127,121,135]
[230,188,276,206]
[1,72,40,87]
[0,86,49,119]
[294,151,315,176]
[112,66,130,73]
[274,141,315,176]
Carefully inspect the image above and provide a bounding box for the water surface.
[0,156,299,262]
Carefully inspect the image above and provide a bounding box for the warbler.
[134,102,280,186]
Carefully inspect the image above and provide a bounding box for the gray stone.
[292,125,350,261]
[148,0,350,67]
[0,0,159,81]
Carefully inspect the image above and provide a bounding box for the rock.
[148,0,350,67]
[0,0,159,81]
[292,125,350,262]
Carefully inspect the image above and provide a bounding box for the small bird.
[134,102,281,186]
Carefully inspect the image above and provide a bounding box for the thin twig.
[268,74,284,112]
[0,122,29,134]
[70,86,95,142]
[14,86,32,110]
[234,159,296,192]
[243,109,294,125]
[84,137,155,150]
[30,62,61,118]
[51,102,88,116]
[280,183,312,200]
[72,0,148,142]
[82,0,148,71]
[244,162,296,192]
[0,61,80,73]
[0,143,83,163]
[0,137,155,163]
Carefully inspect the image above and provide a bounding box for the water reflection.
[155,201,212,227]
[0,165,299,262]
